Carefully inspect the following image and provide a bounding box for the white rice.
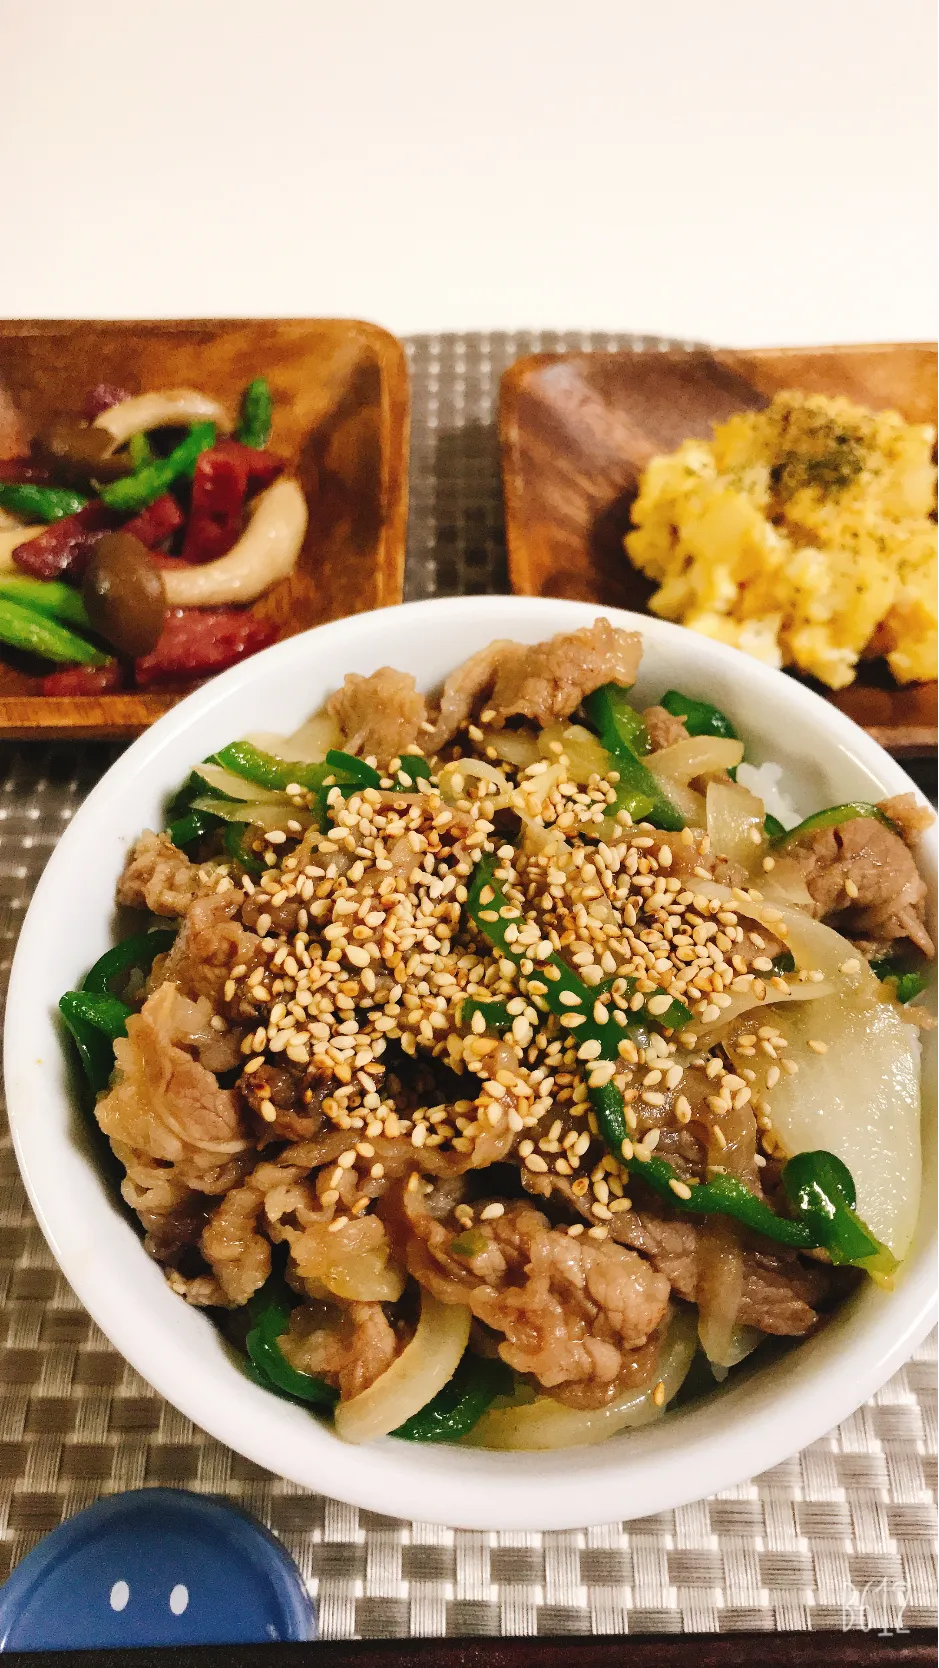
[736,761,803,831]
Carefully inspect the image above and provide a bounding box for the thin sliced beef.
[201,1177,271,1305]
[156,889,259,1011]
[878,793,935,845]
[488,619,642,730]
[423,619,642,750]
[643,705,689,751]
[421,641,516,753]
[96,983,252,1252]
[327,667,427,765]
[278,1299,399,1399]
[790,815,933,958]
[610,1208,829,1335]
[406,1200,669,1403]
[117,830,202,917]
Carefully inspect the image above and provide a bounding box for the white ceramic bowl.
[5,597,936,1530]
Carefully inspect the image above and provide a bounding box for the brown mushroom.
[82,533,167,657]
[34,416,133,486]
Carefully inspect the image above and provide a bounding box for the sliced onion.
[728,989,922,1260]
[757,855,815,913]
[193,763,293,803]
[706,778,766,872]
[93,388,230,443]
[189,796,314,829]
[283,710,342,762]
[516,761,565,811]
[243,712,341,764]
[334,1293,471,1445]
[696,1217,744,1372]
[463,1305,697,1452]
[647,736,744,784]
[538,722,612,784]
[646,765,705,827]
[438,758,511,804]
[691,881,879,996]
[481,728,542,769]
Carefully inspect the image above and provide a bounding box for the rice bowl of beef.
[4,596,936,1529]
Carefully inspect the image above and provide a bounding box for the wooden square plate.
[0,318,409,739]
[500,343,937,756]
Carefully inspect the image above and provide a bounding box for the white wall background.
[1,0,935,344]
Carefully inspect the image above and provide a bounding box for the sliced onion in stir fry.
[333,1294,471,1445]
[648,736,744,784]
[462,1305,697,1451]
[695,1217,745,1374]
[437,758,512,805]
[539,722,612,784]
[480,728,542,770]
[706,778,766,872]
[246,710,341,764]
[193,763,294,804]
[691,881,878,995]
[726,989,923,1259]
[189,795,315,830]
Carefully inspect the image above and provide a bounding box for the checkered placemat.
[0,332,934,1638]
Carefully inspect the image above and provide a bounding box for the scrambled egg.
[625,389,937,688]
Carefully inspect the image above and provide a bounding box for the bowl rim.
[5,595,936,1531]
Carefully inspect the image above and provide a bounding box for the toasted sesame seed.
[652,1380,666,1407]
[669,1178,692,1200]
[807,1039,828,1054]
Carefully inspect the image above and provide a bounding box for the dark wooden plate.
[500,343,937,757]
[0,318,409,740]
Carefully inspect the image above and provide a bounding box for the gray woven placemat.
[0,332,934,1638]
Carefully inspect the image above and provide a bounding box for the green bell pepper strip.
[324,749,381,790]
[467,859,693,1057]
[58,991,133,1094]
[246,1279,338,1406]
[128,431,154,471]
[464,861,820,1254]
[763,812,787,840]
[396,755,433,784]
[224,822,266,876]
[781,1150,897,1276]
[465,861,892,1271]
[582,685,683,829]
[773,802,897,847]
[0,482,87,521]
[393,1353,514,1442]
[98,422,216,512]
[164,761,229,848]
[82,930,177,996]
[583,683,650,756]
[60,990,133,1040]
[869,959,929,1004]
[660,688,739,779]
[660,689,738,742]
[896,970,928,1003]
[630,1150,813,1247]
[459,998,513,1035]
[215,740,326,796]
[0,598,109,665]
[58,1000,117,1095]
[236,377,274,449]
[0,577,93,630]
[166,808,219,848]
